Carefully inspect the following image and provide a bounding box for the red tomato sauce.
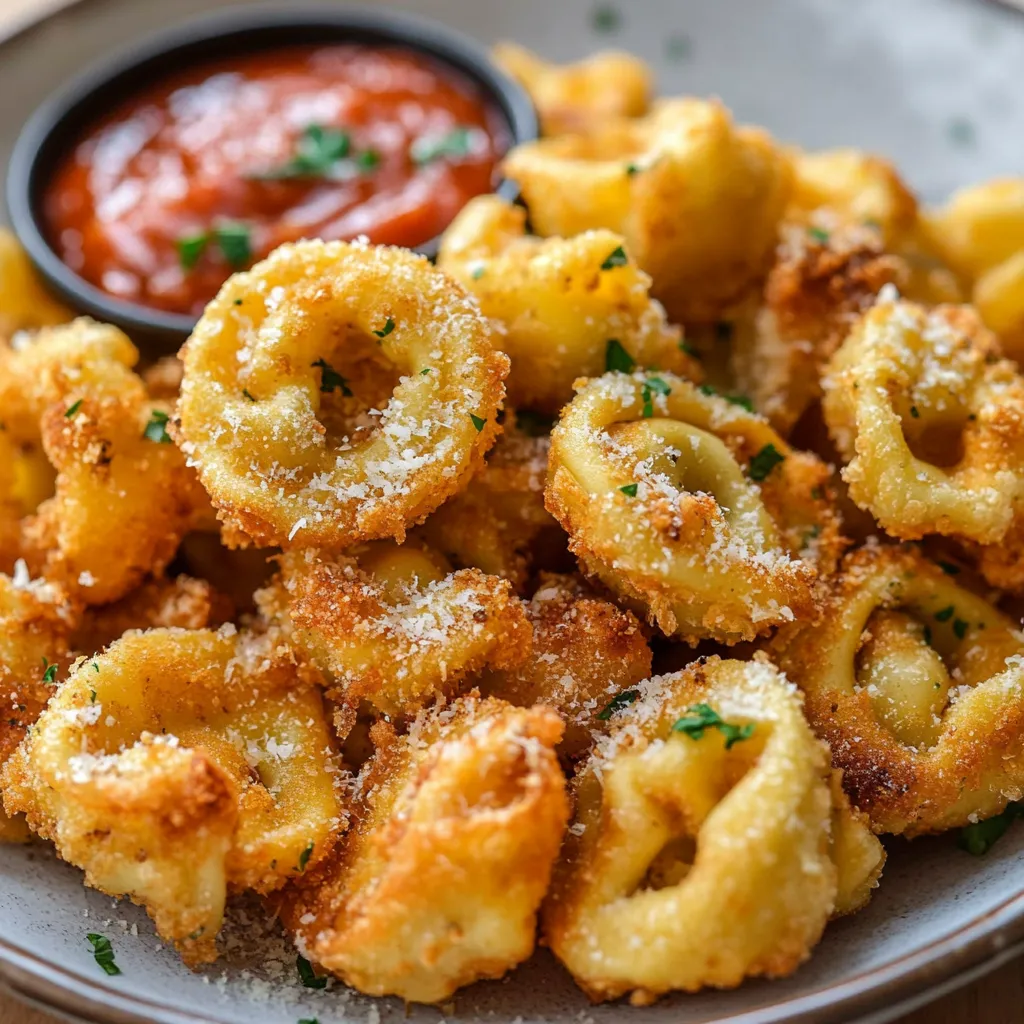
[44,45,509,317]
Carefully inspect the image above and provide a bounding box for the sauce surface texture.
[44,44,508,316]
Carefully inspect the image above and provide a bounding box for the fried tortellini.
[543,656,883,1003]
[774,545,1024,835]
[492,43,651,136]
[2,626,342,963]
[823,294,1024,587]
[281,695,568,1003]
[437,196,697,413]
[503,98,793,324]
[546,370,842,643]
[0,229,73,340]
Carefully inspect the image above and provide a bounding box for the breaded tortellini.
[281,695,568,1003]
[176,240,508,550]
[437,196,697,413]
[731,222,905,435]
[479,573,652,760]
[2,626,342,963]
[257,541,531,717]
[546,370,843,643]
[543,656,883,1003]
[822,293,1024,587]
[492,42,651,136]
[1,319,210,603]
[503,98,793,324]
[773,545,1024,836]
[0,229,72,339]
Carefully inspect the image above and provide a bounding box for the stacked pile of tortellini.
[2,42,1024,1010]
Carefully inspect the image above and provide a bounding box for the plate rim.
[1,1,1024,1023]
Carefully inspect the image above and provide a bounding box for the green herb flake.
[92,662,100,673]
[233,298,243,306]
[725,394,755,412]
[592,4,620,32]
[373,317,395,339]
[699,384,717,397]
[671,703,755,750]
[469,413,487,432]
[296,954,328,990]
[411,126,475,165]
[605,338,636,373]
[143,410,173,444]
[934,606,955,623]
[959,800,1024,855]
[297,840,314,873]
[679,341,699,358]
[953,618,970,640]
[176,231,209,271]
[419,367,432,375]
[89,689,97,703]
[807,226,831,244]
[86,933,121,976]
[597,688,640,720]
[215,222,252,269]
[600,245,628,270]
[625,162,640,176]
[256,123,353,180]
[748,443,785,482]
[311,359,352,397]
[299,1019,322,1024]
[471,265,486,280]
[41,658,57,685]
[910,406,920,418]
[619,483,638,498]
[939,561,961,576]
[355,148,381,172]
[64,399,83,419]
[811,486,824,501]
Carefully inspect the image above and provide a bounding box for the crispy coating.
[2,626,342,963]
[546,371,843,643]
[492,43,651,136]
[437,196,697,413]
[176,240,508,549]
[257,542,532,717]
[479,574,652,760]
[772,545,1024,836]
[503,98,793,323]
[731,223,906,435]
[415,413,559,592]
[280,695,568,1003]
[822,295,1024,577]
[829,770,886,916]
[0,229,73,339]
[543,656,876,1003]
[1,320,210,603]
[71,574,234,656]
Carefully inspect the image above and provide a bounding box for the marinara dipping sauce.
[43,45,509,317]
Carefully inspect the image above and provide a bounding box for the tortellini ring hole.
[640,833,697,891]
[354,541,452,601]
[899,411,968,469]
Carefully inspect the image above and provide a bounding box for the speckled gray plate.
[3,1,1024,1023]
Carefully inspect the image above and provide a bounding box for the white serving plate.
[2,2,1024,1023]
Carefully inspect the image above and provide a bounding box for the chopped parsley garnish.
[41,658,57,685]
[297,840,314,873]
[355,148,381,172]
[625,162,641,176]
[748,443,785,481]
[255,123,381,181]
[910,405,920,418]
[242,389,256,402]
[679,341,699,358]
[411,126,475,165]
[514,410,556,436]
[64,399,83,418]
[934,606,955,623]
[299,1019,322,1024]
[89,689,97,703]
[471,265,486,280]
[215,222,252,269]
[953,618,969,640]
[959,801,1024,855]
[605,338,636,373]
[373,317,395,339]
[469,413,487,432]
[143,410,173,444]
[619,483,638,498]
[807,226,830,244]
[297,954,327,989]
[233,297,243,306]
[592,3,620,32]
[641,376,670,418]
[311,359,351,396]
[597,689,640,720]
[176,231,209,270]
[671,703,755,749]
[600,245,628,270]
[86,933,121,976]
[939,561,961,576]
[419,367,432,375]
[92,662,100,673]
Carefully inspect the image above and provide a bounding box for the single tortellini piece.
[772,545,1024,836]
[542,656,884,1003]
[479,573,652,760]
[973,249,1024,363]
[415,411,562,591]
[503,98,793,324]
[0,229,73,340]
[2,626,342,964]
[731,222,906,435]
[492,42,651,136]
[280,695,568,1003]
[437,196,697,413]
[546,370,843,643]
[822,293,1024,585]
[256,541,531,717]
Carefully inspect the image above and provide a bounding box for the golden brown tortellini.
[503,98,793,323]
[0,229,72,340]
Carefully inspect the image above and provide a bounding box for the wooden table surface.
[0,0,1021,1020]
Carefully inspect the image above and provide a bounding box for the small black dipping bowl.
[6,5,537,349]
